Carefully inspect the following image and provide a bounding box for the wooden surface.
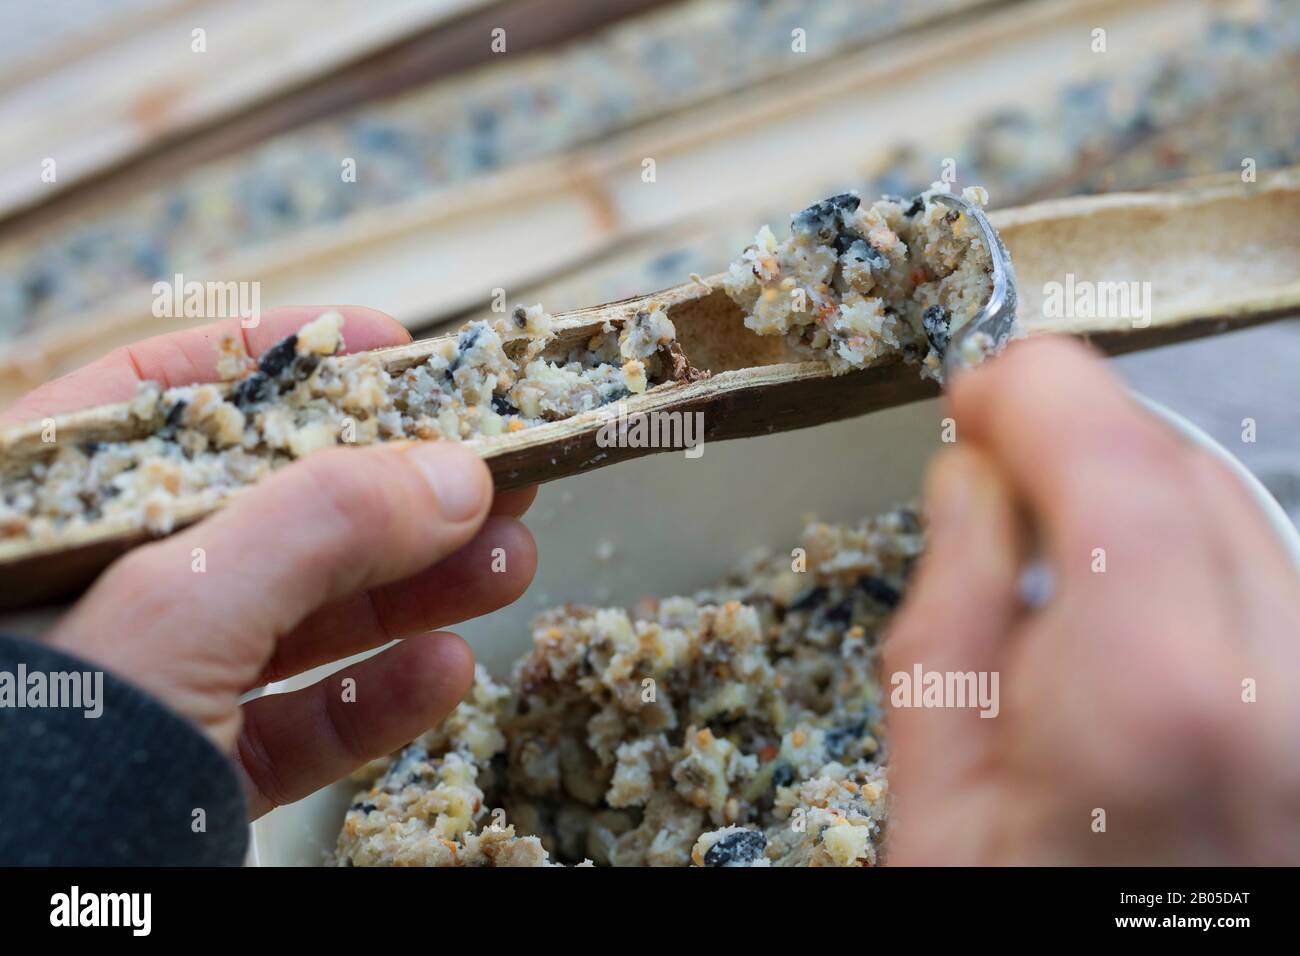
[0,0,674,234]
[0,0,498,220]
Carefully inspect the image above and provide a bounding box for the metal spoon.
[931,191,1020,382]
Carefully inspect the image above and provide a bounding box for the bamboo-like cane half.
[0,169,1297,609]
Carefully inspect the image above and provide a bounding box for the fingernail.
[406,444,487,522]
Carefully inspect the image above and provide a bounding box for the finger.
[47,441,492,748]
[491,485,537,518]
[1183,447,1298,591]
[236,631,474,819]
[258,515,537,685]
[888,445,1025,672]
[884,446,1023,748]
[1,305,409,425]
[882,446,1024,863]
[1180,447,1300,667]
[949,336,1203,588]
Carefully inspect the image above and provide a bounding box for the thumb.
[888,445,1025,675]
[884,445,1022,784]
[47,441,493,747]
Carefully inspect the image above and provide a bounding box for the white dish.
[250,394,1300,865]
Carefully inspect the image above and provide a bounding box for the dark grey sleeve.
[0,634,248,866]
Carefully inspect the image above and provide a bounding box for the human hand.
[884,337,1300,864]
[8,308,537,819]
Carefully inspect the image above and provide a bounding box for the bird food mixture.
[723,183,1002,380]
[0,304,678,543]
[0,185,1003,548]
[335,506,921,867]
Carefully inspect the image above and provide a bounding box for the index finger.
[949,336,1204,586]
[0,305,410,426]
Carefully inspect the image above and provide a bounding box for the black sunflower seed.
[823,599,854,624]
[840,238,887,270]
[824,719,868,759]
[703,829,768,867]
[771,762,797,788]
[788,585,828,611]
[793,193,861,242]
[231,372,272,410]
[257,334,298,379]
[859,575,901,610]
[922,305,951,356]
